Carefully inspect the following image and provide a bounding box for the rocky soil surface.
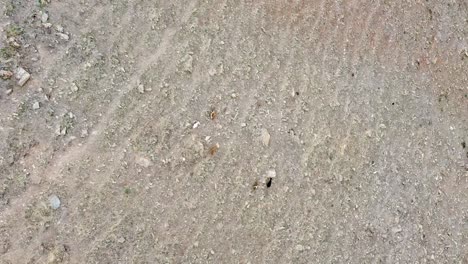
[0,0,467,263]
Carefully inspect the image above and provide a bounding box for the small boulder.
[15,67,31,87]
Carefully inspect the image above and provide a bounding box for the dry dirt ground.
[0,0,467,263]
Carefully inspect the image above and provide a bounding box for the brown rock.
[0,70,13,80]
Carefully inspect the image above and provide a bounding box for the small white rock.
[261,128,270,146]
[6,89,13,95]
[41,12,49,23]
[192,121,200,129]
[365,130,372,138]
[80,129,89,138]
[56,33,69,41]
[55,25,64,33]
[71,82,79,92]
[49,195,61,210]
[15,67,26,79]
[32,102,40,110]
[15,67,31,87]
[231,93,237,98]
[136,156,152,168]
[18,75,29,86]
[267,169,276,178]
[117,237,126,243]
[137,84,145,94]
[295,244,304,251]
[43,23,52,28]
[241,123,247,127]
[181,54,193,73]
[60,126,67,136]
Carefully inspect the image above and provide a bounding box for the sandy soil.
[0,0,467,263]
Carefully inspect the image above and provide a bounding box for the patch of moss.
[6,24,23,38]
[0,46,17,59]
[4,0,15,16]
[37,0,50,8]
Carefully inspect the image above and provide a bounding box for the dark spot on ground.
[266,177,272,188]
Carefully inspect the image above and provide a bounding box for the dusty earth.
[0,0,467,263]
